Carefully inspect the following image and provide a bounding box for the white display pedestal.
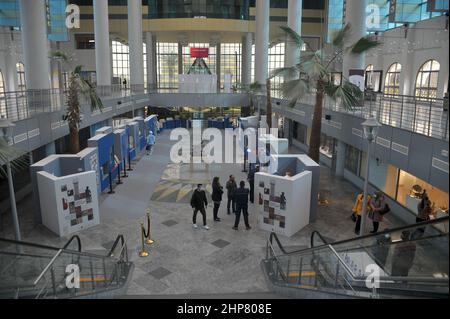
[255,170,312,237]
[37,171,100,237]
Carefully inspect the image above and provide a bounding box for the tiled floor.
[0,131,403,296]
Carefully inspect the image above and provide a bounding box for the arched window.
[0,70,6,118]
[16,62,26,92]
[384,63,402,95]
[415,60,440,100]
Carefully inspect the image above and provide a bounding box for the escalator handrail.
[267,216,449,258]
[311,231,328,248]
[62,235,82,252]
[107,235,126,259]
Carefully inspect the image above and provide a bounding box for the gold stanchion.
[145,211,155,245]
[139,222,149,257]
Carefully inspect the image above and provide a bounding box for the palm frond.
[78,77,103,111]
[325,80,363,110]
[332,24,351,49]
[302,56,329,80]
[0,139,28,178]
[280,79,310,102]
[350,36,380,54]
[269,67,299,80]
[280,26,304,49]
[50,51,69,62]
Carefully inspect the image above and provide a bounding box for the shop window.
[365,65,382,92]
[360,152,398,199]
[397,170,448,215]
[344,145,360,175]
[0,70,6,118]
[320,134,334,158]
[384,63,402,95]
[415,60,440,100]
[293,121,307,144]
[16,62,26,93]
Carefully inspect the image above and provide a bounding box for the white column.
[255,0,270,87]
[1,27,18,92]
[145,32,157,91]
[128,0,144,93]
[286,0,302,69]
[242,32,253,86]
[342,0,367,79]
[19,0,51,90]
[94,0,112,90]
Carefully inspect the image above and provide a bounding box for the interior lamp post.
[0,118,21,242]
[359,115,382,236]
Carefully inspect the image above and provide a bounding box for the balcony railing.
[1,85,448,142]
[271,90,449,141]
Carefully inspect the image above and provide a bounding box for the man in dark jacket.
[233,181,251,231]
[190,184,209,230]
[226,175,237,215]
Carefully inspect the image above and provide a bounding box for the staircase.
[262,217,449,299]
[0,235,133,299]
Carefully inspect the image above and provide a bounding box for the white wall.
[366,16,449,98]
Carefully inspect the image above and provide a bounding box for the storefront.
[344,144,449,218]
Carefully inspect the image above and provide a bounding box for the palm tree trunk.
[266,80,272,128]
[308,82,324,163]
[69,124,80,154]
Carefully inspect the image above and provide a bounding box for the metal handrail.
[62,235,82,252]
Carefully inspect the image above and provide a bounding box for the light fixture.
[0,117,15,144]
[361,116,381,142]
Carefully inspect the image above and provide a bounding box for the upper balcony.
[0,85,448,144]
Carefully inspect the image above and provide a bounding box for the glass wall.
[148,0,250,20]
[220,43,242,88]
[384,63,402,95]
[156,42,179,91]
[112,41,130,84]
[415,59,440,100]
[182,43,217,76]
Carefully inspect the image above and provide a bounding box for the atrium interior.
[0,0,448,300]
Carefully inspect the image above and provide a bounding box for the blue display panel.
[0,0,69,41]
[88,133,118,193]
[48,0,69,42]
[0,0,20,27]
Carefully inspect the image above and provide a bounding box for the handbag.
[380,204,391,215]
[351,213,357,222]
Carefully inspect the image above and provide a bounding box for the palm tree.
[270,24,379,163]
[51,52,103,154]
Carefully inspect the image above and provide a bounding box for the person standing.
[352,193,371,235]
[146,131,155,155]
[417,193,432,223]
[368,192,386,233]
[247,164,259,204]
[233,181,251,231]
[190,184,209,230]
[226,175,237,214]
[211,177,224,222]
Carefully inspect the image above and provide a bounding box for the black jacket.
[212,184,224,202]
[191,189,208,210]
[234,187,250,207]
[226,180,237,197]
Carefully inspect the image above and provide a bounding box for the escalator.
[261,217,449,299]
[0,235,133,299]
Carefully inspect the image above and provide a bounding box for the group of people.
[190,175,252,231]
[352,191,391,235]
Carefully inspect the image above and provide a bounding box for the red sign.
[190,48,209,58]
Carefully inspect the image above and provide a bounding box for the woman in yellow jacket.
[352,193,371,235]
